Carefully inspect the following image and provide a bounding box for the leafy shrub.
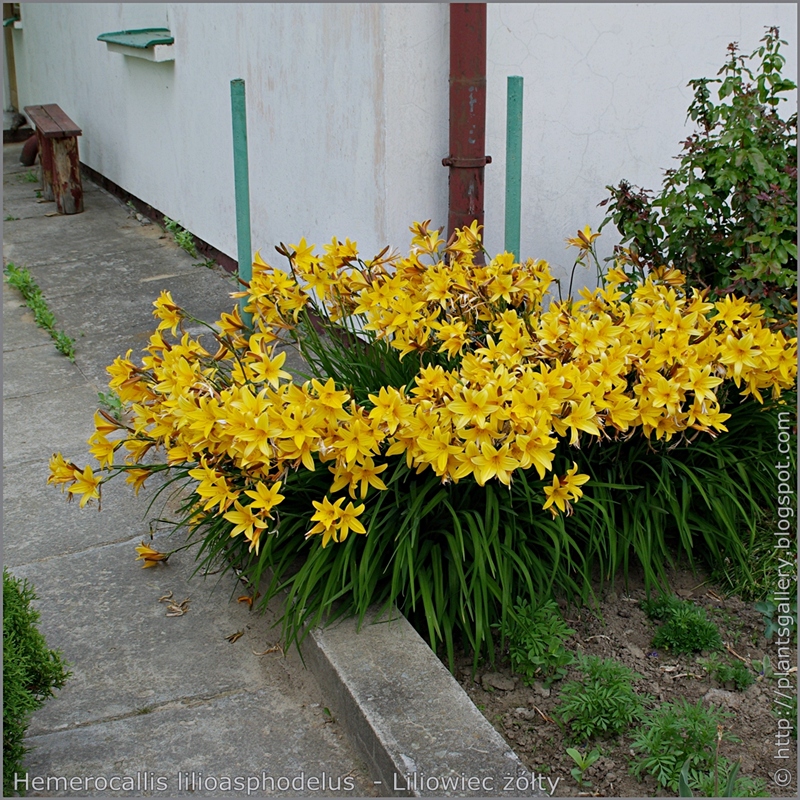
[556,654,648,741]
[700,654,755,691]
[46,223,797,665]
[500,598,575,685]
[631,698,736,790]
[600,27,797,333]
[3,569,70,797]
[645,596,723,654]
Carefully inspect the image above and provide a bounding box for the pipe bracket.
[442,155,492,168]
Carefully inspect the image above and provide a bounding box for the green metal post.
[504,75,523,261]
[230,78,252,326]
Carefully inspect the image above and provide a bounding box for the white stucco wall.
[485,3,798,282]
[11,3,449,263]
[10,3,797,280]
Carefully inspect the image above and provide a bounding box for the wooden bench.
[23,104,84,214]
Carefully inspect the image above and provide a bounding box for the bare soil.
[452,567,797,797]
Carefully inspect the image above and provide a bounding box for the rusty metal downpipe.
[20,133,39,167]
[443,3,491,245]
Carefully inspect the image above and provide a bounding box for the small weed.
[641,593,682,621]
[52,331,76,359]
[163,217,198,258]
[712,523,794,601]
[98,390,125,422]
[680,757,769,797]
[135,705,153,715]
[3,263,75,361]
[631,698,736,791]
[754,595,798,643]
[556,654,648,741]
[499,598,575,686]
[566,747,600,789]
[35,190,42,199]
[193,258,217,270]
[19,170,38,183]
[753,654,775,681]
[5,214,18,221]
[699,654,754,691]
[643,594,723,654]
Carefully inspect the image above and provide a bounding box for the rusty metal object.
[19,133,38,166]
[444,3,490,243]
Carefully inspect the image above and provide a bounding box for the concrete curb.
[300,606,545,797]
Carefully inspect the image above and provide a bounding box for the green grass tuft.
[3,263,76,361]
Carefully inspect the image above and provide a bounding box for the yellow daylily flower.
[48,453,77,488]
[66,465,102,508]
[152,290,183,335]
[135,542,169,568]
[565,225,601,251]
[244,481,285,517]
[469,442,520,487]
[223,501,270,554]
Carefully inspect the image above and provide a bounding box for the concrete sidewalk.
[3,141,375,798]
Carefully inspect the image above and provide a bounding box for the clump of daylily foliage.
[49,222,797,664]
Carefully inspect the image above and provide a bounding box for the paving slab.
[3,220,172,264]
[3,458,175,568]
[45,275,238,342]
[2,384,101,464]
[10,538,304,733]
[10,542,373,797]
[2,338,86,396]
[2,181,109,221]
[22,689,368,798]
[3,236,167,273]
[24,248,236,302]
